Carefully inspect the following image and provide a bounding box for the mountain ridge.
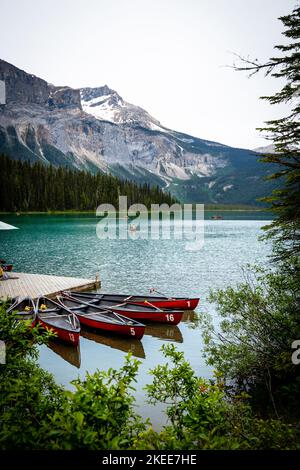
[0,59,276,205]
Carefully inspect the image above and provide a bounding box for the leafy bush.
[0,303,144,450]
[137,344,299,450]
[0,303,61,449]
[1,304,299,450]
[202,260,300,418]
[43,356,145,450]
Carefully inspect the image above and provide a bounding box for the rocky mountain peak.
[0,59,49,106]
[48,85,82,110]
[0,59,81,110]
[80,86,125,122]
[80,85,120,101]
[80,85,164,131]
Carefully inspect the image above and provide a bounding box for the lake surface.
[0,212,273,427]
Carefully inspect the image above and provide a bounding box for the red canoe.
[1,264,13,272]
[65,291,200,311]
[58,297,145,340]
[36,297,80,346]
[61,293,183,325]
[7,297,36,326]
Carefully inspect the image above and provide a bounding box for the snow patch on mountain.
[81,96,118,123]
[253,144,276,154]
[80,86,167,132]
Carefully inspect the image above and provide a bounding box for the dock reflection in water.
[145,324,183,343]
[47,340,81,368]
[81,327,146,359]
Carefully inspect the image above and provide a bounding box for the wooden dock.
[0,272,101,300]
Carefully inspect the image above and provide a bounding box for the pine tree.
[0,154,178,212]
[234,6,300,261]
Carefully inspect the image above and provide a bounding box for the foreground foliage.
[203,260,300,418]
[0,304,144,450]
[139,345,300,450]
[0,306,299,450]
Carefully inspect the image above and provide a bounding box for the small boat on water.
[62,293,184,325]
[6,297,36,326]
[57,296,145,340]
[36,297,80,346]
[64,291,200,311]
[129,223,137,232]
[1,264,13,272]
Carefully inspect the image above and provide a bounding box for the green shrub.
[1,304,299,450]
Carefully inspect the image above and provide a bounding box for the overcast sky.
[0,0,296,149]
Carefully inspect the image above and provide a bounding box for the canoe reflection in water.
[145,324,183,343]
[81,327,146,359]
[181,310,200,327]
[47,339,81,368]
[46,322,185,366]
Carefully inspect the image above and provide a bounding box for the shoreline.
[0,207,267,215]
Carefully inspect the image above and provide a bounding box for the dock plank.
[0,272,100,300]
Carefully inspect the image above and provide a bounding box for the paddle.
[149,288,173,299]
[143,300,162,311]
[58,295,128,324]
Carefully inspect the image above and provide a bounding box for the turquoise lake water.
[0,212,273,426]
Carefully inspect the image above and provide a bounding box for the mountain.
[253,144,276,154]
[80,86,165,131]
[0,59,276,205]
